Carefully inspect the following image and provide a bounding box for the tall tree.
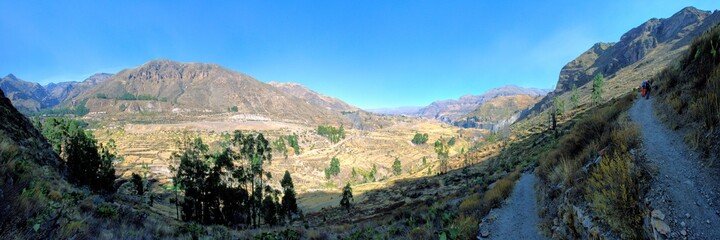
[340,183,353,212]
[592,73,604,106]
[434,139,449,174]
[281,171,298,220]
[570,84,579,109]
[392,157,402,176]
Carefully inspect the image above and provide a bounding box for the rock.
[652,210,666,220]
[652,218,672,236]
[681,230,687,236]
[707,220,711,224]
[681,221,686,227]
[686,213,691,219]
[480,229,490,238]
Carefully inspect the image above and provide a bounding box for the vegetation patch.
[655,23,720,159]
[536,94,648,239]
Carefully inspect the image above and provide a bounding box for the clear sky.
[0,1,717,109]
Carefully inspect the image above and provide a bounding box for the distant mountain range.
[416,85,549,123]
[0,73,112,112]
[268,81,358,112]
[365,106,423,116]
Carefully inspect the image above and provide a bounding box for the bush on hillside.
[411,133,429,145]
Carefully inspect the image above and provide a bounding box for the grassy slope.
[653,24,720,160]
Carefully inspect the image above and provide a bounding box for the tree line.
[172,131,298,228]
[34,117,117,193]
[317,125,345,144]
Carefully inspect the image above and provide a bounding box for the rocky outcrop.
[557,7,710,94]
[524,7,719,119]
[0,74,51,112]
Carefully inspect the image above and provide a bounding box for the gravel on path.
[630,98,720,239]
[481,173,545,240]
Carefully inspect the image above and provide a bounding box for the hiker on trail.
[641,80,652,99]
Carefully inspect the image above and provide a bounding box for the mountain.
[526,7,720,117]
[45,73,112,104]
[452,94,543,130]
[0,74,52,112]
[0,73,111,112]
[72,59,350,124]
[365,106,423,115]
[269,81,358,112]
[417,85,549,122]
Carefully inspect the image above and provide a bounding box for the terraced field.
[91,115,493,214]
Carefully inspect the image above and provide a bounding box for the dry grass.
[585,145,642,239]
[484,171,520,209]
[536,93,647,238]
[655,23,720,159]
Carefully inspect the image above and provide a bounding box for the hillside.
[417,85,548,122]
[69,59,352,125]
[269,81,358,112]
[525,7,720,117]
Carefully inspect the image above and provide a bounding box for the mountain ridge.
[524,6,720,118]
[416,85,549,122]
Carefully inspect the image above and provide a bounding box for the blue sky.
[0,1,717,109]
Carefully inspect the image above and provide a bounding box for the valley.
[2,4,720,240]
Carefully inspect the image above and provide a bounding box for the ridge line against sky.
[0,1,717,109]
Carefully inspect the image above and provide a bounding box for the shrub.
[483,171,520,208]
[96,202,118,218]
[411,133,429,145]
[408,227,433,239]
[458,193,482,216]
[324,157,340,179]
[452,215,479,240]
[392,157,402,176]
[585,147,642,239]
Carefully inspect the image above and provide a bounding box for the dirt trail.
[480,173,545,239]
[630,98,720,239]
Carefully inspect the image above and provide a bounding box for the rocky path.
[479,173,544,239]
[630,98,720,239]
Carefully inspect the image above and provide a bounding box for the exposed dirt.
[481,173,545,240]
[630,98,720,239]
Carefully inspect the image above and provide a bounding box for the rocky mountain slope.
[0,87,64,237]
[45,73,112,104]
[417,85,548,122]
[525,7,720,117]
[0,73,111,112]
[0,74,52,112]
[71,59,351,124]
[269,81,358,112]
